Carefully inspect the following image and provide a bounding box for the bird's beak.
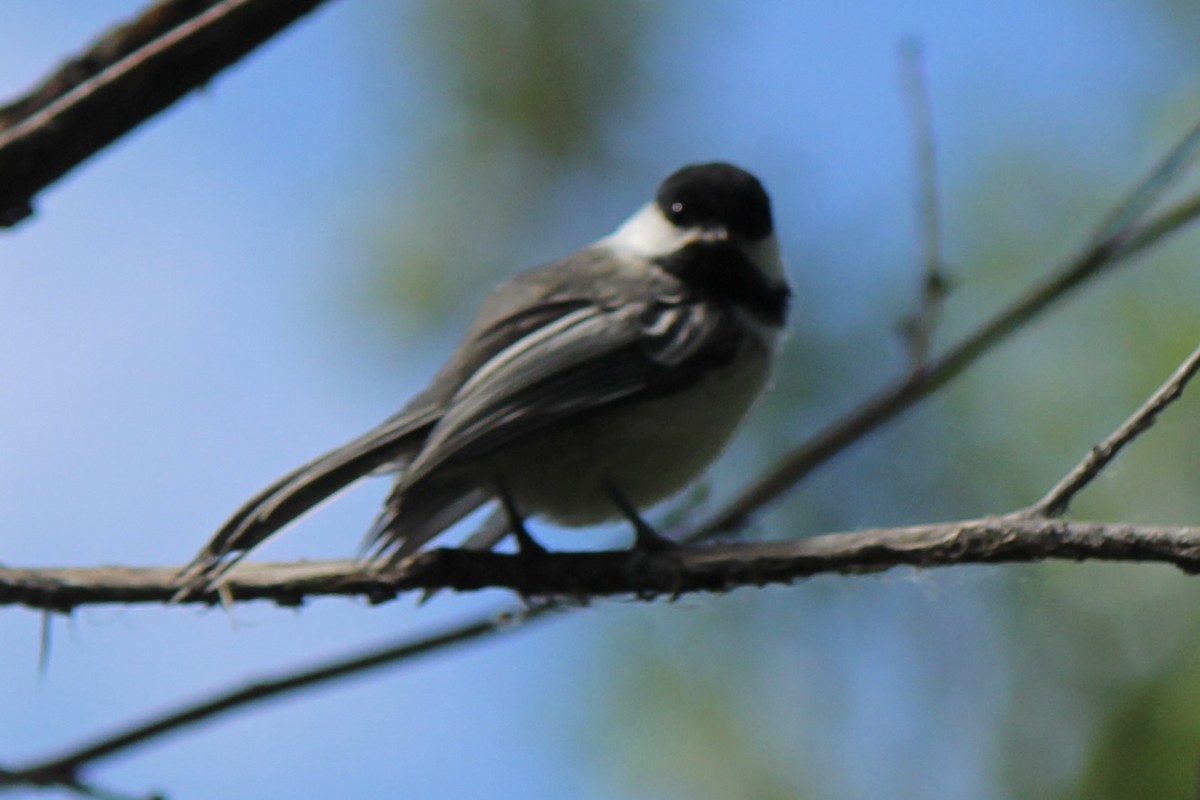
[697,226,730,243]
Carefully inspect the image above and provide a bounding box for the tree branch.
[0,0,336,227]
[5,517,1200,611]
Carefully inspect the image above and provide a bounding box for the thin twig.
[1025,340,1200,517]
[897,37,948,369]
[0,0,336,227]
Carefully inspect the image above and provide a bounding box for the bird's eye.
[662,200,700,227]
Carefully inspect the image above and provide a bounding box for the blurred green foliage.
[590,602,825,800]
[414,0,644,162]
[1070,639,1200,800]
[357,0,656,336]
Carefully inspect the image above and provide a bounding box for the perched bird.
[178,162,789,590]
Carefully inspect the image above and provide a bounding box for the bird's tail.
[174,419,430,596]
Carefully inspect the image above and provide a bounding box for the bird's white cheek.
[602,203,691,259]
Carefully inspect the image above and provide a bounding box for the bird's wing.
[176,279,612,590]
[402,298,742,487]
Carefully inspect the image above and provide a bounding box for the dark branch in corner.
[0,0,335,227]
[5,517,1200,611]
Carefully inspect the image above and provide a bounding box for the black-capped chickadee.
[178,162,789,589]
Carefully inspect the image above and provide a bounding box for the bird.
[176,162,790,592]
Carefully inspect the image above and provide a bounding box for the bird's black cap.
[655,162,774,241]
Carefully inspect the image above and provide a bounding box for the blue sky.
[1,2,1194,798]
